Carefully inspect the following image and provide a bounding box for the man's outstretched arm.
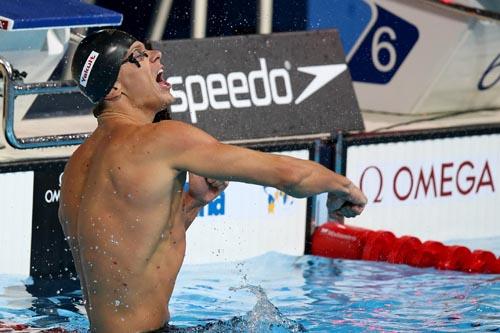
[156,120,366,218]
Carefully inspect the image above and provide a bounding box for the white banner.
[344,134,500,242]
[351,0,500,114]
[0,171,34,276]
[184,150,309,264]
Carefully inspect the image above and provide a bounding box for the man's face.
[117,41,175,111]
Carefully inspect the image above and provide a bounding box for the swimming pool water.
[0,252,499,332]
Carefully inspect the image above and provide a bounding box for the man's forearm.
[279,158,352,198]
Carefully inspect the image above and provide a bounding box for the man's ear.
[104,82,122,101]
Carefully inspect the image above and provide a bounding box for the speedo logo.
[79,51,99,87]
[168,58,347,123]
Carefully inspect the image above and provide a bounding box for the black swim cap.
[71,29,137,103]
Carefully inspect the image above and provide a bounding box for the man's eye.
[133,51,144,60]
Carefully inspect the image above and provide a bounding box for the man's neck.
[97,101,157,125]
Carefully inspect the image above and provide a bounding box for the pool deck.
[362,108,500,133]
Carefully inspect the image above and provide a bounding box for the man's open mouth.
[156,69,171,89]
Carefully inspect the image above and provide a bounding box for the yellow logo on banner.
[264,187,292,214]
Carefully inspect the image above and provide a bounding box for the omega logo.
[359,160,495,203]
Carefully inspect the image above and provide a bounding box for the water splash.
[167,285,306,332]
[229,285,306,333]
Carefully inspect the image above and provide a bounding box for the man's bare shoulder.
[66,136,95,168]
[147,120,218,150]
[150,119,199,135]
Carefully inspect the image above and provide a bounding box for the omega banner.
[344,133,500,243]
[152,30,363,142]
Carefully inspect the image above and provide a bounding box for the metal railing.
[1,56,90,149]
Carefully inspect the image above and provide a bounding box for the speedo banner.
[152,30,363,142]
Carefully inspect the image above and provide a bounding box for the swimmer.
[59,29,367,333]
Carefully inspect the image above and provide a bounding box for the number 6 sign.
[349,4,419,84]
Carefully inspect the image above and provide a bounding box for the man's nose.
[148,49,162,63]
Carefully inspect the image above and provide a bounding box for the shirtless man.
[59,29,367,333]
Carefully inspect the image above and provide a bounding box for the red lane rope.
[311,222,500,274]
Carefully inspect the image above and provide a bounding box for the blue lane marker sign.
[306,0,419,85]
[307,0,372,56]
[348,5,419,84]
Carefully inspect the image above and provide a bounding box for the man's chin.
[162,94,175,106]
[159,97,174,111]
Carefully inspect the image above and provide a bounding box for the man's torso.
[59,120,186,332]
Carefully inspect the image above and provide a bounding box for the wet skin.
[59,40,367,333]
[59,120,228,332]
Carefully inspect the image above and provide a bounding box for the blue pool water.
[0,252,499,332]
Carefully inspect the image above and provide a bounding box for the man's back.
[59,119,186,332]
